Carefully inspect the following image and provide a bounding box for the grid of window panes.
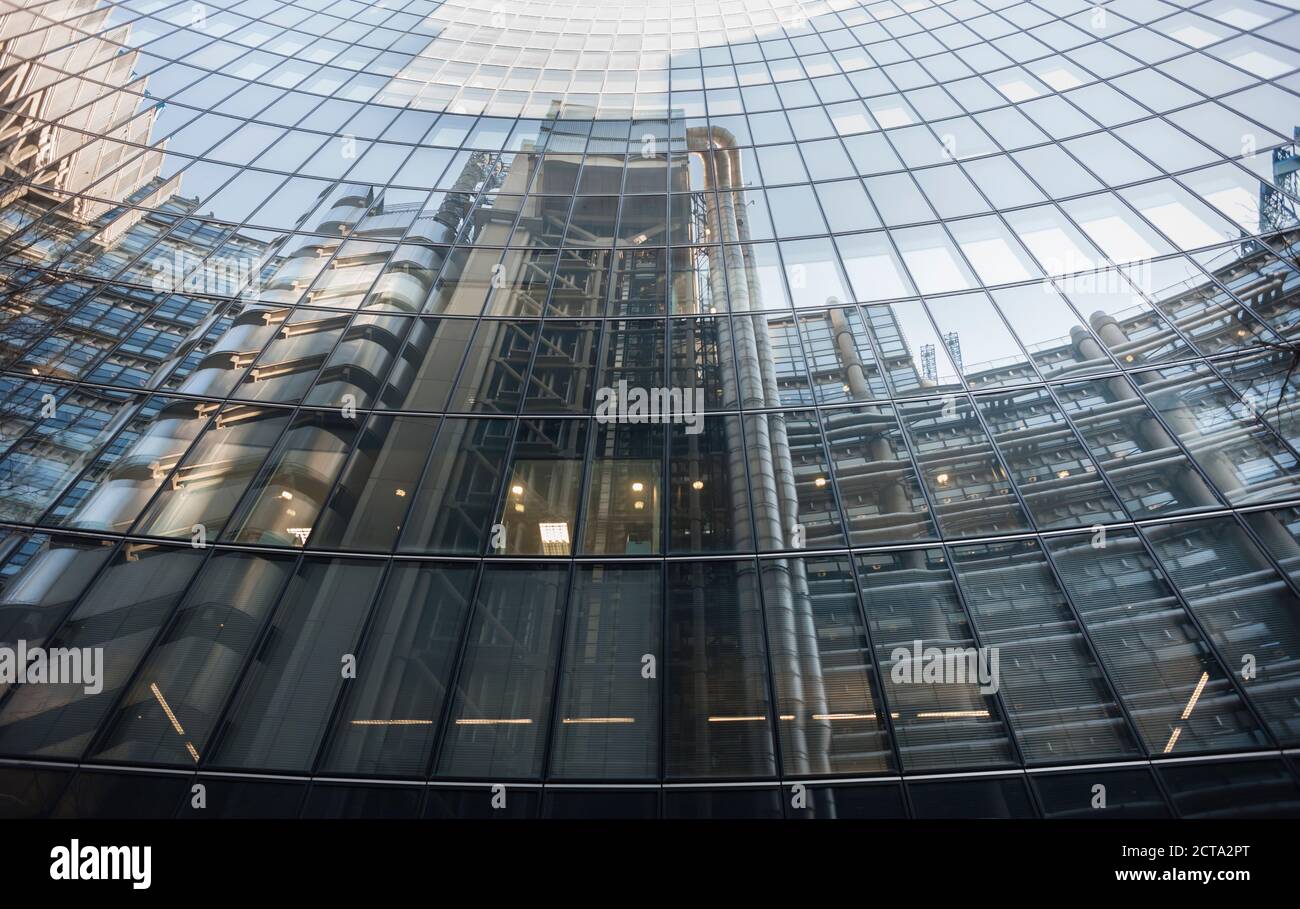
[2,0,1300,816]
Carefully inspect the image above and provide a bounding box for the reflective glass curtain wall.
[1,0,1300,818]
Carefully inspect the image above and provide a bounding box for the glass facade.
[1,0,1300,818]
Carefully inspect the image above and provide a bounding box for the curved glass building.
[1,0,1300,819]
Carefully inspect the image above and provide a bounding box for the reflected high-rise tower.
[1,0,1299,819]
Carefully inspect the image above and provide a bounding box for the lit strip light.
[561,717,636,725]
[1181,672,1209,720]
[349,719,434,726]
[1164,671,1211,753]
[1164,728,1183,753]
[707,716,766,723]
[454,718,533,725]
[813,713,876,721]
[916,710,990,719]
[150,682,199,763]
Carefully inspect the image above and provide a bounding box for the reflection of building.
[3,2,1300,820]
[0,0,175,238]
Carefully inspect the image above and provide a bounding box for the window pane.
[580,421,662,555]
[398,418,511,555]
[762,555,892,775]
[949,539,1140,763]
[438,564,567,779]
[856,549,1017,772]
[665,560,775,778]
[668,415,755,554]
[496,419,587,556]
[550,564,661,779]
[90,551,296,766]
[208,557,386,771]
[1144,517,1300,746]
[0,545,206,759]
[320,562,476,776]
[1046,529,1268,755]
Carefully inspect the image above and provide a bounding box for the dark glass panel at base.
[0,765,70,819]
[907,776,1038,819]
[423,786,542,819]
[784,783,908,819]
[1156,758,1300,819]
[662,786,783,819]
[48,770,189,820]
[1031,769,1172,819]
[541,788,660,819]
[175,776,308,819]
[301,783,423,819]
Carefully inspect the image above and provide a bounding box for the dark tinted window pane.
[908,777,1037,818]
[0,546,206,759]
[50,771,187,819]
[580,421,663,555]
[662,787,783,819]
[208,557,386,772]
[785,783,908,819]
[176,777,306,818]
[423,786,541,818]
[495,419,587,556]
[310,414,440,552]
[91,551,296,766]
[668,416,755,554]
[398,418,511,554]
[0,766,70,818]
[550,565,660,780]
[1157,759,1300,819]
[438,565,567,779]
[320,562,476,777]
[301,784,422,818]
[1032,769,1171,819]
[541,788,659,819]
[665,560,776,779]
